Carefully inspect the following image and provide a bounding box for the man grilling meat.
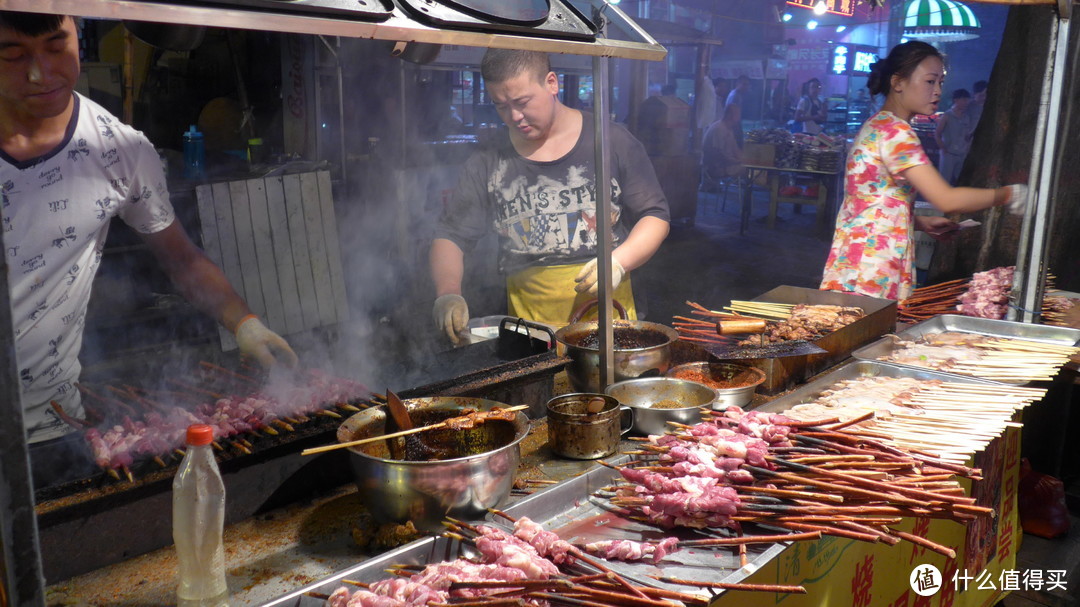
[429,49,670,343]
[0,12,297,485]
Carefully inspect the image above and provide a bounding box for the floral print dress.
[820,111,931,301]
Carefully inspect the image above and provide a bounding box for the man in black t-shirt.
[430,50,670,341]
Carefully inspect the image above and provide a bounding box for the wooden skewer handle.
[300,404,529,456]
[716,318,768,335]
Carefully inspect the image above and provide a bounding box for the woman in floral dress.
[820,41,1026,301]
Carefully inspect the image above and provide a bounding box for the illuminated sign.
[832,45,848,75]
[786,0,855,17]
[831,45,877,75]
[852,51,877,73]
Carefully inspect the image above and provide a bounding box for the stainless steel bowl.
[604,377,716,435]
[336,396,530,532]
[666,362,766,409]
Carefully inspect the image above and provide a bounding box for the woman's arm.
[903,164,1009,213]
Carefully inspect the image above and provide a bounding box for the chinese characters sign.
[786,0,856,17]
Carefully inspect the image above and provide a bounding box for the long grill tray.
[851,314,1080,384]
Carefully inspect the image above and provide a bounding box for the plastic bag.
[1017,458,1070,539]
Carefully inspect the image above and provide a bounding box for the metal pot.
[546,393,633,460]
[554,300,678,393]
[604,377,716,435]
[336,396,529,532]
[666,362,766,409]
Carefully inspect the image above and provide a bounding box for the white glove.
[1004,184,1028,216]
[433,294,470,344]
[235,316,299,368]
[574,257,626,296]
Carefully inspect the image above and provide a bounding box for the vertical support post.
[0,237,46,604]
[593,54,614,390]
[1012,9,1071,323]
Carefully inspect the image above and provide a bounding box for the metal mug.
[546,393,633,460]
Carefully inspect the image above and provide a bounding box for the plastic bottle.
[173,424,229,607]
[183,125,207,181]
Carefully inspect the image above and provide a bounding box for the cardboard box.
[743,143,775,167]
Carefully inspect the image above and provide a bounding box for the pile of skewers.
[898,278,970,323]
[879,331,1080,383]
[899,268,1068,324]
[779,376,1046,463]
[320,511,805,607]
[57,361,372,482]
[604,406,989,559]
[674,301,862,347]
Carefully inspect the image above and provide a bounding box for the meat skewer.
[301,405,528,456]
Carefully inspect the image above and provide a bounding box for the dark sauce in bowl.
[572,327,670,350]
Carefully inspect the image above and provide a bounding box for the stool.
[700,170,742,213]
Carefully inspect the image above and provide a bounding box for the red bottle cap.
[186,424,214,446]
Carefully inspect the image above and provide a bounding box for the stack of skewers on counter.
[318,394,1025,607]
[875,331,1080,383]
[899,265,1080,325]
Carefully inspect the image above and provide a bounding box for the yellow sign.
[711,428,1022,607]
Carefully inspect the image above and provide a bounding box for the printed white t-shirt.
[0,93,176,442]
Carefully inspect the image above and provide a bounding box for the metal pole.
[0,232,46,605]
[1012,8,1071,323]
[593,52,614,390]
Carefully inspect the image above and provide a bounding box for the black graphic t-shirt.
[435,112,669,275]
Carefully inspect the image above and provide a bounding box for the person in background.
[695,71,717,141]
[0,13,297,482]
[935,88,973,185]
[725,74,750,110]
[969,79,988,128]
[820,41,1028,302]
[712,76,730,121]
[701,103,744,181]
[430,50,670,342]
[793,78,828,135]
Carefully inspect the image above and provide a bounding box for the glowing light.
[836,25,846,33]
[901,36,910,43]
[807,20,818,30]
[782,12,793,22]
[813,1,827,15]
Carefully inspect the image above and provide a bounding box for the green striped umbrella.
[904,0,981,42]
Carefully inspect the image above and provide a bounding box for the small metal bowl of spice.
[604,377,716,435]
[666,362,766,409]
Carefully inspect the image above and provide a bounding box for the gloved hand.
[1004,184,1029,216]
[574,257,626,296]
[235,316,299,368]
[433,294,470,344]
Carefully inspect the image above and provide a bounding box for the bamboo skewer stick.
[301,405,529,455]
[648,577,806,595]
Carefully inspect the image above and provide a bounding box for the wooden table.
[739,163,844,235]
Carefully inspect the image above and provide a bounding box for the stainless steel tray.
[850,314,1080,383]
[263,455,788,606]
[754,359,999,415]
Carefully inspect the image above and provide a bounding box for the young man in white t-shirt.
[0,12,297,482]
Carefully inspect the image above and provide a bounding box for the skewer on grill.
[300,405,529,455]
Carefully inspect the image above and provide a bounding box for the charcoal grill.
[34,326,565,583]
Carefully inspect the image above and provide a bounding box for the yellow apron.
[506,263,637,327]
